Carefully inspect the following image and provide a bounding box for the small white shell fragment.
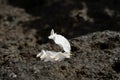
[36,49,71,62]
[37,29,71,62]
[48,29,71,53]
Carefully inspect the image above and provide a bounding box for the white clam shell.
[37,29,71,62]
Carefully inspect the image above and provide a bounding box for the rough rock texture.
[0,0,120,80]
[1,30,120,80]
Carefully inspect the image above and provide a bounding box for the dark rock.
[0,0,120,80]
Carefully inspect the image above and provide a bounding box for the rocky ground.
[0,0,120,80]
